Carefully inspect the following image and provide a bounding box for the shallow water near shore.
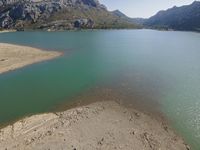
[0,30,200,149]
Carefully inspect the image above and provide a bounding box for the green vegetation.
[33,7,139,30]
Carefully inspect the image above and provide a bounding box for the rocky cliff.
[0,0,137,30]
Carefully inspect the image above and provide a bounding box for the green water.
[0,30,200,149]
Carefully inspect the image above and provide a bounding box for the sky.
[99,0,196,18]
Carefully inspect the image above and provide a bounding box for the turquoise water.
[0,30,200,149]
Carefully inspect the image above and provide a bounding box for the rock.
[97,137,104,145]
[82,0,100,7]
[130,130,135,135]
[0,16,13,28]
[185,144,190,150]
[74,18,94,28]
[129,115,133,121]
[0,0,99,29]
[0,1,3,7]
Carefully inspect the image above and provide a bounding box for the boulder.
[0,1,3,7]
[0,16,13,28]
[74,18,94,28]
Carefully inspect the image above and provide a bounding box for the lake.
[0,30,200,149]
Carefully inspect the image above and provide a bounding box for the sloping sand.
[0,101,189,150]
[0,30,16,33]
[0,43,61,74]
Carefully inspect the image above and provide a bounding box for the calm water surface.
[0,30,200,149]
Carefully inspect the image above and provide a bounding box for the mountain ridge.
[111,10,146,25]
[1,1,200,31]
[143,1,200,31]
[0,0,138,30]
[112,1,200,32]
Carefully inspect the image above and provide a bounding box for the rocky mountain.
[0,0,138,30]
[144,1,200,31]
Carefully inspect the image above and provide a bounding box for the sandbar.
[0,43,61,74]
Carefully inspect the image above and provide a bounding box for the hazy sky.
[99,0,196,18]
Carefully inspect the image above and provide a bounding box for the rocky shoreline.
[0,101,190,150]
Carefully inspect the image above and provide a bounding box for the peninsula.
[0,101,189,150]
[0,43,61,74]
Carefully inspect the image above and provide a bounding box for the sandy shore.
[0,101,189,150]
[0,30,16,33]
[0,43,61,74]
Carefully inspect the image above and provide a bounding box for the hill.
[0,0,138,30]
[112,10,146,25]
[144,1,200,31]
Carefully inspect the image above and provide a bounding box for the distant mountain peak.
[112,9,128,18]
[112,9,122,14]
[144,1,200,31]
[192,0,200,4]
[111,9,146,26]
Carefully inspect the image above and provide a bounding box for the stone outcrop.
[0,0,101,30]
[74,18,94,28]
[0,0,137,30]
